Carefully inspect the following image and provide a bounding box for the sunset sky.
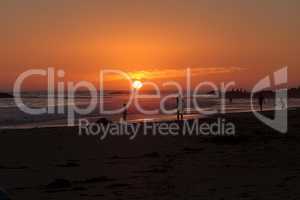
[0,0,299,90]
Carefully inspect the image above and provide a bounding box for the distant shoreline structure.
[208,86,300,99]
[0,92,13,98]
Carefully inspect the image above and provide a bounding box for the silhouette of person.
[122,103,127,121]
[280,97,287,110]
[228,93,233,104]
[177,95,184,121]
[258,93,265,111]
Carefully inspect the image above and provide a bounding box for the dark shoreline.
[0,109,299,199]
[1,107,297,134]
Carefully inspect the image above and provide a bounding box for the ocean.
[1,91,300,129]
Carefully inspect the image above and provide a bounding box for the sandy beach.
[0,108,299,199]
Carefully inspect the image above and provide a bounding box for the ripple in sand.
[44,179,72,189]
[74,176,115,184]
[0,164,29,170]
[55,162,80,168]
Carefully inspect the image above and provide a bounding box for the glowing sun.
[132,80,143,89]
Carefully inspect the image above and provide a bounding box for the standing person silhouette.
[122,103,127,122]
[258,92,265,112]
[280,97,287,110]
[177,94,184,121]
[228,93,233,104]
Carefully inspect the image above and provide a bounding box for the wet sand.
[0,109,300,199]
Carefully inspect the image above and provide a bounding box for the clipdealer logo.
[12,66,289,138]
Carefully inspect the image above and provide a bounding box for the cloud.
[129,66,246,80]
[102,66,246,81]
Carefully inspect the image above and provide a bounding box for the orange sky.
[0,0,299,91]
